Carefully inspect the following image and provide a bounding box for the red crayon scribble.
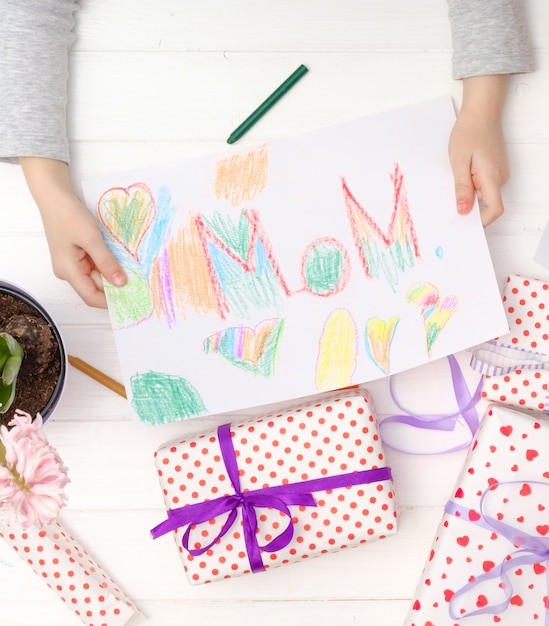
[342,163,420,283]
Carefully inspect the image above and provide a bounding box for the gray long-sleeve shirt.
[0,0,77,163]
[447,0,533,78]
[0,0,534,165]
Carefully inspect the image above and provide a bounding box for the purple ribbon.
[445,481,549,623]
[151,422,392,573]
[379,354,482,454]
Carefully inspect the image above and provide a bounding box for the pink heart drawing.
[97,182,156,261]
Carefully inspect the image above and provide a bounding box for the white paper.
[82,97,508,425]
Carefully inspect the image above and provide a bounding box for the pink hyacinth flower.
[0,410,69,528]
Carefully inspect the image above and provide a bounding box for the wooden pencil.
[68,355,127,399]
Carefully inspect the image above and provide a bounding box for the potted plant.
[0,280,67,428]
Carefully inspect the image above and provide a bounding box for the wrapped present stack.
[404,403,549,625]
[150,388,399,585]
[471,274,549,414]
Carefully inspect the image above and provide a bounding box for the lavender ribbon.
[151,422,392,573]
[445,481,549,623]
[470,341,549,377]
[379,354,482,454]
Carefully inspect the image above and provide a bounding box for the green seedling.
[0,332,24,414]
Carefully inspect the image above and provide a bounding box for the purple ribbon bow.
[379,354,482,454]
[151,422,392,573]
[445,480,549,624]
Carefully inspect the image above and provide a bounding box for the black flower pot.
[0,280,67,427]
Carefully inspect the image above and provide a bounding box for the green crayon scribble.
[359,237,416,293]
[202,211,251,260]
[303,239,346,296]
[130,371,208,425]
[105,267,153,328]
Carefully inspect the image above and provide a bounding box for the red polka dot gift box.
[404,404,549,626]
[0,518,142,626]
[150,388,399,585]
[470,274,549,415]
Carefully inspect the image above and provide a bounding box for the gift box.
[151,388,399,585]
[404,404,549,625]
[0,518,142,626]
[470,274,549,414]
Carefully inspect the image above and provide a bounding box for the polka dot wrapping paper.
[0,518,142,626]
[470,274,549,414]
[151,388,399,585]
[404,404,549,626]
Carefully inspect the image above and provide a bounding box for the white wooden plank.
[67,51,460,142]
[129,599,411,626]
[0,598,411,626]
[66,50,547,143]
[74,0,453,52]
[0,508,438,603]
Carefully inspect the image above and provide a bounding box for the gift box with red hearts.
[470,274,549,414]
[404,404,549,625]
[150,388,399,585]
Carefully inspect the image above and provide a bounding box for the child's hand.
[20,157,126,308]
[449,74,510,227]
[40,194,126,308]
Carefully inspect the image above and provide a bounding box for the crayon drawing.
[342,164,420,293]
[130,371,207,426]
[365,316,401,374]
[316,309,358,391]
[215,144,269,206]
[204,318,285,377]
[82,97,508,425]
[407,282,459,356]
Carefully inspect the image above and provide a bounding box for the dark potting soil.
[0,291,62,427]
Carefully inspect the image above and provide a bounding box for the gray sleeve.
[0,0,78,164]
[447,0,533,79]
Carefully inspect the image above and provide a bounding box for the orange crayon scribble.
[245,320,277,365]
[168,216,224,319]
[215,145,269,206]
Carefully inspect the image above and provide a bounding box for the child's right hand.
[448,74,511,227]
[20,157,126,308]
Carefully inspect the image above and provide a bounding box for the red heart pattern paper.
[404,404,549,625]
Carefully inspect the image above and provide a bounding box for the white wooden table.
[1,2,548,624]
